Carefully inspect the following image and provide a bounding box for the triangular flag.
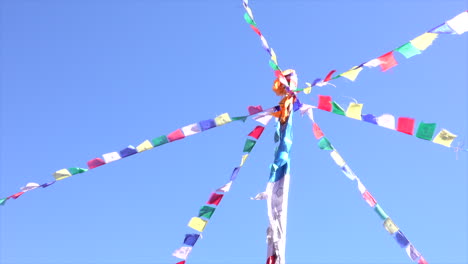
[410,33,438,51]
[216,181,232,193]
[248,126,265,139]
[376,114,396,130]
[188,217,208,232]
[340,66,363,81]
[397,117,415,135]
[136,140,153,152]
[330,150,346,167]
[10,191,25,199]
[433,129,457,147]
[345,103,363,120]
[0,198,8,206]
[53,168,72,180]
[395,42,421,59]
[183,234,200,247]
[243,139,257,153]
[378,51,398,72]
[172,246,192,260]
[312,123,324,139]
[416,122,436,140]
[102,152,121,163]
[214,113,232,126]
[181,123,201,137]
[318,95,332,112]
[198,206,216,219]
[318,137,333,150]
[331,101,345,116]
[253,113,273,126]
[240,154,249,167]
[447,11,468,34]
[207,193,223,206]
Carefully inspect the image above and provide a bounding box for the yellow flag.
[188,217,208,232]
[330,150,346,167]
[432,129,457,147]
[340,66,363,82]
[410,33,438,51]
[270,48,277,65]
[383,218,399,234]
[53,169,72,181]
[346,103,363,120]
[136,140,154,152]
[214,113,232,126]
[240,154,249,167]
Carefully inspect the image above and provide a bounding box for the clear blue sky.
[1,1,467,264]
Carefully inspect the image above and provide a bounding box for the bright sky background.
[1,1,467,264]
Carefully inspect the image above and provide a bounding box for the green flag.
[332,102,345,116]
[318,137,333,150]
[269,60,280,70]
[243,139,257,152]
[374,204,389,220]
[198,205,216,219]
[0,198,8,206]
[416,122,436,140]
[244,12,256,26]
[68,167,88,175]
[395,42,421,59]
[152,135,169,147]
[232,116,248,122]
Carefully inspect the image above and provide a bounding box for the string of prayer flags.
[309,115,429,263]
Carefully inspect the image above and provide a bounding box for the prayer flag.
[363,58,381,68]
[183,234,200,246]
[250,25,261,36]
[119,145,137,157]
[394,230,410,248]
[253,113,273,125]
[243,139,257,152]
[330,150,346,167]
[199,119,216,131]
[340,66,363,81]
[362,114,377,124]
[418,256,428,264]
[10,192,25,199]
[416,122,436,140]
[198,205,216,219]
[374,204,389,220]
[181,123,201,136]
[318,137,333,150]
[53,168,72,180]
[269,60,280,70]
[446,11,468,34]
[167,129,185,142]
[410,33,438,51]
[214,113,231,126]
[176,261,186,264]
[251,192,268,200]
[41,181,56,188]
[152,135,168,147]
[136,140,153,152]
[188,217,208,232]
[248,105,263,115]
[341,164,357,180]
[357,179,366,194]
[362,190,377,207]
[378,51,398,71]
[429,22,456,34]
[240,154,249,166]
[232,116,248,122]
[312,123,324,139]
[0,198,8,206]
[270,48,278,65]
[68,167,87,175]
[331,102,345,116]
[172,246,192,260]
[207,193,223,205]
[260,35,270,51]
[216,181,232,193]
[395,42,421,58]
[345,103,363,120]
[323,70,336,82]
[243,12,256,26]
[318,95,332,112]
[20,183,40,192]
[433,129,457,147]
[397,117,415,135]
[383,218,399,234]
[405,244,422,261]
[244,6,254,20]
[248,126,265,139]
[376,114,396,130]
[102,152,121,163]
[230,167,240,181]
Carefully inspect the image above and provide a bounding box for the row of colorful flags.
[303,107,429,264]
[171,112,271,262]
[316,95,462,149]
[0,107,270,206]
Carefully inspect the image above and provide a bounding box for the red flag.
[418,256,428,264]
[250,25,262,36]
[207,193,224,205]
[397,117,415,135]
[87,158,106,169]
[176,261,186,264]
[378,51,398,72]
[313,123,324,139]
[167,129,185,142]
[323,70,336,82]
[10,191,25,199]
[318,95,332,112]
[248,126,265,139]
[362,191,377,207]
[266,255,277,264]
